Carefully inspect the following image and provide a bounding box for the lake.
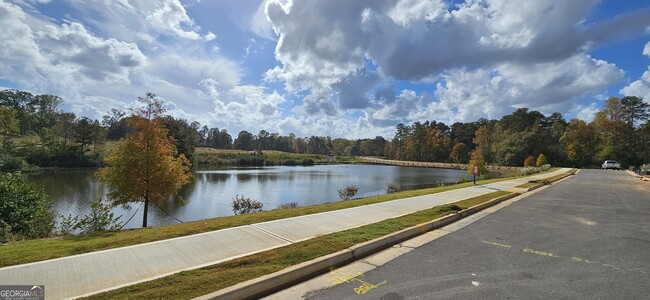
[26,164,467,229]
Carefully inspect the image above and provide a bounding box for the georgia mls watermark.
[0,285,44,300]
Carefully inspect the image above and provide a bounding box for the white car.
[602,160,620,170]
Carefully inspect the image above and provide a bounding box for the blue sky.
[1,0,649,138]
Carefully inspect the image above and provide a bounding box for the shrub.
[264,159,279,166]
[232,195,264,215]
[277,202,299,209]
[337,185,359,200]
[520,166,537,175]
[24,143,101,168]
[282,159,297,166]
[236,156,266,166]
[0,153,25,172]
[58,214,78,236]
[74,198,122,233]
[0,221,14,243]
[301,158,315,166]
[524,155,536,167]
[536,154,548,167]
[58,198,122,236]
[386,182,401,194]
[459,174,469,183]
[520,164,551,176]
[0,173,55,241]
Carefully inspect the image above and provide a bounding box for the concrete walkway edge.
[195,171,575,300]
[0,169,572,299]
[195,193,520,300]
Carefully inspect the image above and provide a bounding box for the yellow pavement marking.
[327,268,387,295]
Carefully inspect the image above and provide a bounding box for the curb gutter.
[195,192,521,300]
[625,170,650,182]
[526,169,576,192]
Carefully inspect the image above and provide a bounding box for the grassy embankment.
[0,172,531,268]
[193,148,330,166]
[83,191,510,300]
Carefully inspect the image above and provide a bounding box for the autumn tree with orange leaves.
[98,92,192,228]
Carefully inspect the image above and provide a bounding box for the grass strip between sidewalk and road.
[82,190,510,300]
[515,169,576,188]
[516,182,538,188]
[0,167,568,268]
[0,176,521,268]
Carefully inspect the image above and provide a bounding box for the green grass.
[82,191,509,300]
[515,168,575,188]
[0,176,513,268]
[333,156,364,163]
[0,167,571,268]
[193,148,326,166]
[261,150,323,160]
[516,182,538,188]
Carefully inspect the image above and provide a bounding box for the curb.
[526,169,577,192]
[625,170,649,181]
[194,250,354,300]
[195,192,520,300]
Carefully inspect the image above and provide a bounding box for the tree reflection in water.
[26,165,466,229]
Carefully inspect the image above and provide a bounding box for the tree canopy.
[97,92,192,228]
[2,88,649,170]
[0,173,55,241]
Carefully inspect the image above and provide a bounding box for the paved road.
[0,169,571,300]
[302,170,650,299]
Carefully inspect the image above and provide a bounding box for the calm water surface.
[26,165,466,229]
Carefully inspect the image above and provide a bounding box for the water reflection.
[25,165,467,229]
[200,173,231,183]
[237,173,256,182]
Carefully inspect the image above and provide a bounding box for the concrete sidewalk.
[0,168,571,299]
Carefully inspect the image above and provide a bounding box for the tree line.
[382,97,648,169]
[0,89,388,171]
[1,90,106,169]
[1,90,648,239]
[1,88,648,172]
[1,92,193,240]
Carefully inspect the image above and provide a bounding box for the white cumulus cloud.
[620,41,650,102]
[261,0,646,125]
[0,1,146,95]
[0,1,247,125]
[145,0,203,40]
